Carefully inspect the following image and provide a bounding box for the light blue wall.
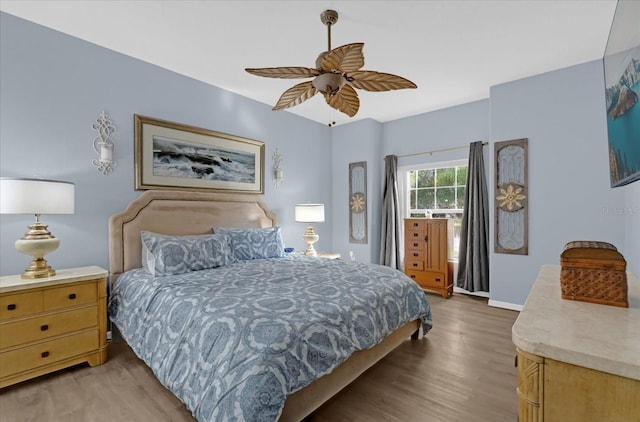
[0,12,332,276]
[330,119,383,263]
[626,183,640,276]
[489,60,627,306]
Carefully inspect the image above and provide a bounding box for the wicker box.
[560,241,628,308]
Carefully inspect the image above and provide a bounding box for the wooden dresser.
[512,265,640,421]
[404,218,453,298]
[0,266,108,388]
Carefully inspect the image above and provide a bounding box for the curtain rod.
[391,141,488,159]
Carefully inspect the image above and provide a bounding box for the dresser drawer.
[405,230,425,251]
[406,271,446,287]
[406,220,426,230]
[406,230,425,241]
[0,291,43,321]
[405,260,424,271]
[44,282,97,311]
[406,249,425,261]
[0,306,98,349]
[0,329,99,378]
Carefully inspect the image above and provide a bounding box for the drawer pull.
[412,222,419,227]
[7,304,16,310]
[413,243,419,247]
[410,275,416,279]
[41,324,49,331]
[412,233,418,237]
[412,263,418,267]
[68,293,77,300]
[435,278,441,281]
[41,351,50,358]
[413,253,418,257]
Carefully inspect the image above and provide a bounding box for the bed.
[108,190,432,421]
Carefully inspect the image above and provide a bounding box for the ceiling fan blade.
[245,67,320,79]
[321,43,365,73]
[347,70,417,92]
[325,84,360,117]
[273,81,318,111]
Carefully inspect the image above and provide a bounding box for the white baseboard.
[453,286,490,298]
[488,299,523,312]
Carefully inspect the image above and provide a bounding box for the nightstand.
[316,252,342,259]
[0,266,108,388]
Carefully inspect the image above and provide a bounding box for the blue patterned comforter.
[109,255,432,421]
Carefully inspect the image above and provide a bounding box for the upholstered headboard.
[108,190,277,282]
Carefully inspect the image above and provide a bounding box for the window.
[405,161,467,261]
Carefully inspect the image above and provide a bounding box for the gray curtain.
[457,141,490,292]
[380,155,401,269]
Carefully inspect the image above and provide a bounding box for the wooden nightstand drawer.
[0,266,108,388]
[44,282,97,311]
[0,291,43,321]
[0,329,99,378]
[0,306,98,349]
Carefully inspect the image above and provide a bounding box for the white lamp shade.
[295,204,325,223]
[0,178,75,215]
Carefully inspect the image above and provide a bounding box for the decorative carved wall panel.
[349,161,367,244]
[495,138,528,255]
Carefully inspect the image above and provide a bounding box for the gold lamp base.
[14,219,60,279]
[19,255,57,279]
[302,225,319,256]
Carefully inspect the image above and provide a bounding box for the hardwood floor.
[0,293,519,422]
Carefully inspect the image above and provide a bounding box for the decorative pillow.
[141,231,234,277]
[213,227,285,260]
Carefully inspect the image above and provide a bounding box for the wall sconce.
[273,147,283,187]
[91,111,117,175]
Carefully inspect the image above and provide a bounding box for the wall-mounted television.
[603,0,640,187]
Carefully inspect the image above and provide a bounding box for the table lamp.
[295,204,325,256]
[0,178,75,279]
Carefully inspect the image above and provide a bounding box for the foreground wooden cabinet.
[404,218,453,298]
[517,349,640,421]
[513,265,640,421]
[0,266,108,388]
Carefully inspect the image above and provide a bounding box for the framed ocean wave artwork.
[603,1,640,187]
[134,115,264,194]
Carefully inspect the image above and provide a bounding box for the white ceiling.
[0,0,618,126]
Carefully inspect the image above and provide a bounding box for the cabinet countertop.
[0,266,108,293]
[512,265,640,380]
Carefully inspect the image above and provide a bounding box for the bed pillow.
[141,231,234,276]
[213,227,285,260]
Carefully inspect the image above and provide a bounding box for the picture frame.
[134,115,264,194]
[602,1,640,187]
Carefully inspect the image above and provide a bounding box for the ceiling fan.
[245,10,417,119]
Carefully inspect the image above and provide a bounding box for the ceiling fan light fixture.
[312,73,345,95]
